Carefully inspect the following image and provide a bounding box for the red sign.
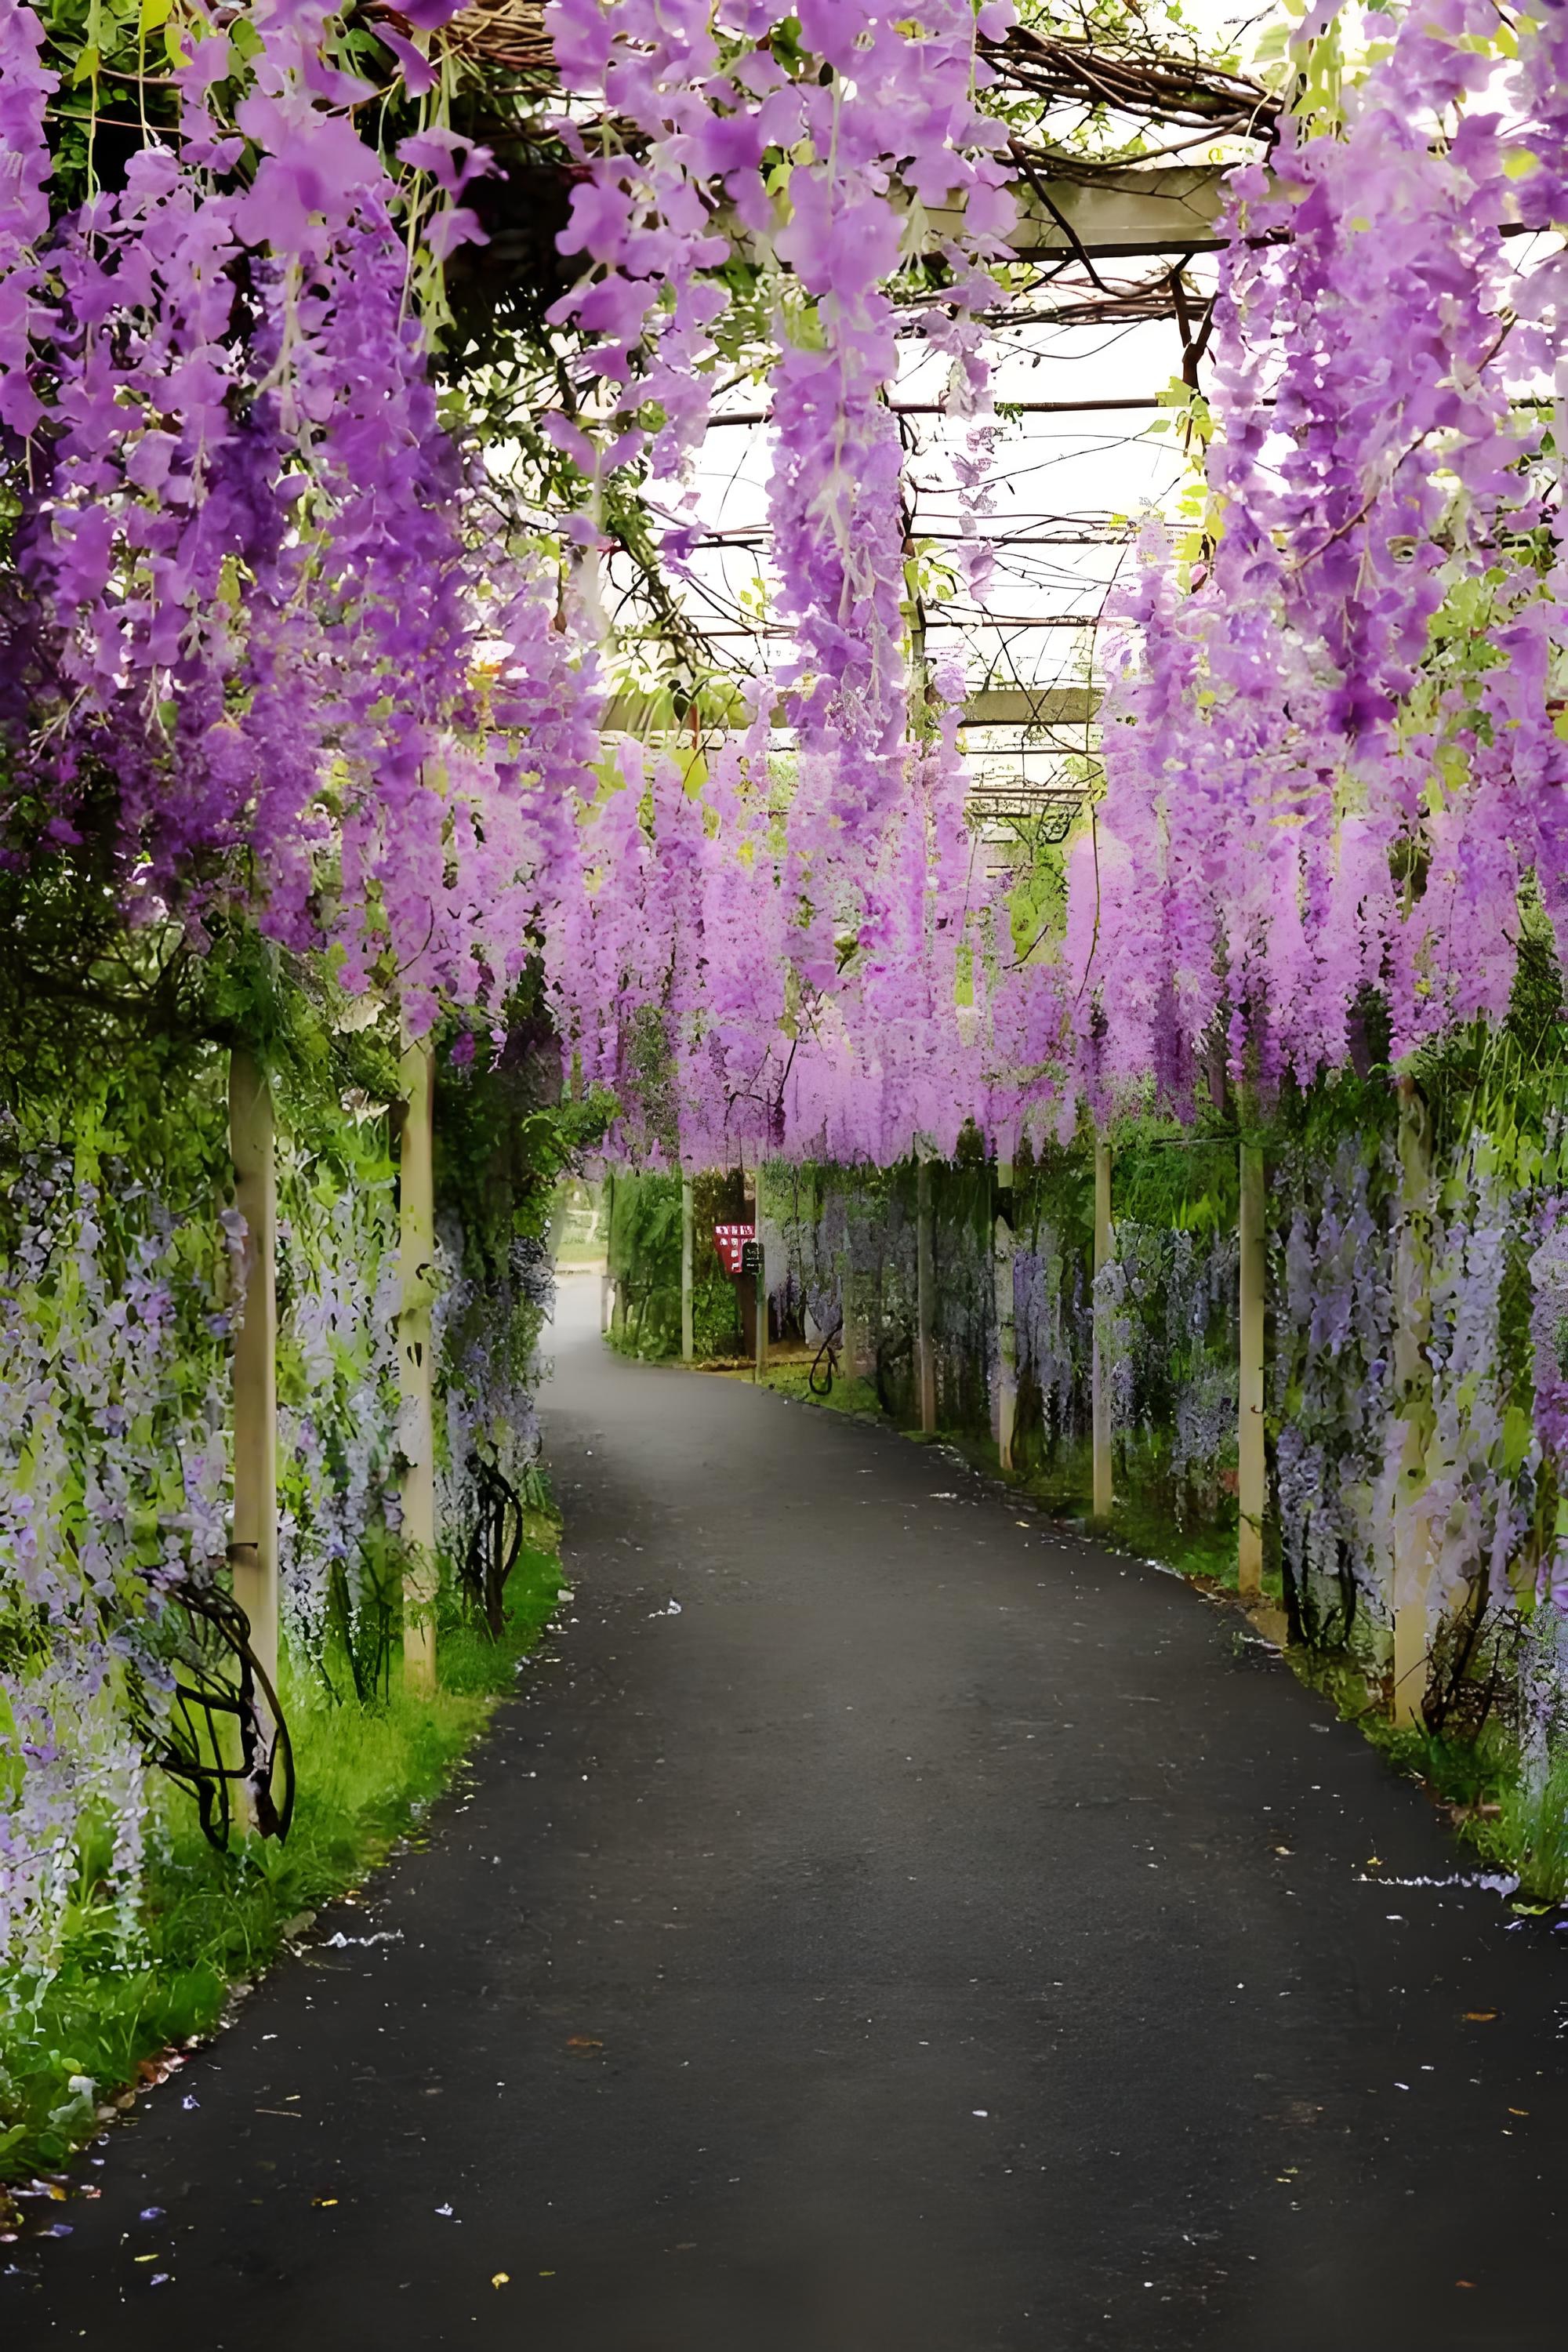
[712,1222,755,1276]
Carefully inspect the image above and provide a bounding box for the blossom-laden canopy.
[1,2,1566,1144]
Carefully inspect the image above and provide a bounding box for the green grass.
[1091,1482,1246,1592]
[1474,1757,1568,1903]
[0,1536,567,2199]
[752,1357,883,1417]
[553,1240,606,1269]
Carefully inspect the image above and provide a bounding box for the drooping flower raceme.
[1068,0,1568,1115]
[544,0,1016,881]
[0,0,593,1036]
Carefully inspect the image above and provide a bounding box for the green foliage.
[1477,1755,1568,1906]
[1004,829,1069,961]
[1014,1133,1096,1255]
[436,970,611,1287]
[755,1360,882,1417]
[606,1171,685,1358]
[602,1167,750,1361]
[692,1267,745,1359]
[1109,1128,1240,1234]
[0,927,594,2192]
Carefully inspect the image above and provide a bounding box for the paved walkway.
[11,1273,1568,2347]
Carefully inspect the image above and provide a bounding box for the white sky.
[598,1,1295,784]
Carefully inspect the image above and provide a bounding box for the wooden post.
[753,1184,768,1383]
[397,1029,438,1697]
[753,1240,768,1380]
[1237,1138,1267,1604]
[993,1156,1018,1472]
[838,1174,861,1378]
[1391,1076,1435,1728]
[1091,1130,1113,1519]
[916,1158,938,1433]
[229,1048,279,1700]
[681,1174,695,1363]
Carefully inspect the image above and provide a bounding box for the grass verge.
[0,1532,567,2206]
[719,1353,883,1417]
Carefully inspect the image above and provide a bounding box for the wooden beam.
[700,396,1163,429]
[601,684,1098,735]
[931,165,1228,260]
[1391,1078,1436,1728]
[752,1169,768,1381]
[993,1159,1018,1473]
[964,686,1099,728]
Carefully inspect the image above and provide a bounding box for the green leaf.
[1502,1403,1534,1476]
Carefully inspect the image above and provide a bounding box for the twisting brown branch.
[985,26,1282,146]
[412,4,1282,162]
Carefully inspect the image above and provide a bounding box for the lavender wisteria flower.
[0,1142,233,1978]
[275,1152,404,1666]
[543,0,1016,921]
[0,0,585,1036]
[1069,0,1568,1114]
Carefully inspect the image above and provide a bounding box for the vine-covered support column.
[229,1047,279,1696]
[839,1169,885,1385]
[753,1166,768,1378]
[916,1159,937,1434]
[1391,1076,1436,1727]
[1091,1131,1113,1519]
[1237,1138,1268,1603]
[993,1156,1018,1472]
[681,1175,695,1363]
[839,1172,866,1379]
[397,1029,438,1697]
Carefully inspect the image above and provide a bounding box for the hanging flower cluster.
[546,709,1004,1167]
[0,0,597,1033]
[1067,0,1568,1112]
[543,0,1015,896]
[534,8,1568,1167]
[5,1,1566,1140]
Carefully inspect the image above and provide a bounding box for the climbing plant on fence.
[1097,1140,1242,1526]
[0,972,583,2062]
[1272,1127,1398,1653]
[275,1121,404,1700]
[0,1067,238,1984]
